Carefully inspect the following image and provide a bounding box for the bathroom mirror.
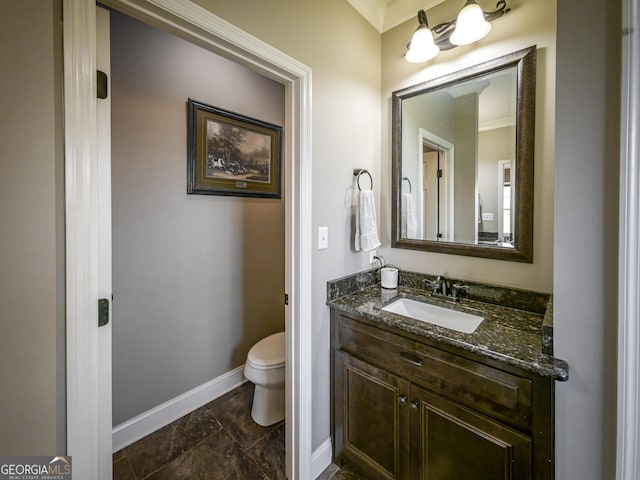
[391,46,536,262]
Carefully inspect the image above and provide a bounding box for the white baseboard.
[311,436,333,479]
[112,365,247,452]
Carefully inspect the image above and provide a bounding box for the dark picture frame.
[187,99,282,198]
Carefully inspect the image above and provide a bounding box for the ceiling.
[346,0,446,33]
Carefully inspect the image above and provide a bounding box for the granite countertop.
[327,273,569,382]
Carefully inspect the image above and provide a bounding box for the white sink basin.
[381,298,483,334]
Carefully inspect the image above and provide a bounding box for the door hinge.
[98,298,110,327]
[437,169,443,178]
[284,293,289,306]
[97,70,108,99]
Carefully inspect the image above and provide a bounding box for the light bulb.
[450,1,492,46]
[405,26,440,63]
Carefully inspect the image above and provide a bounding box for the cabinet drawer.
[337,314,532,431]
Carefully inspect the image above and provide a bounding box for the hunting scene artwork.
[187,99,282,198]
[205,120,271,183]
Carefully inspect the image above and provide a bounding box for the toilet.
[244,331,285,426]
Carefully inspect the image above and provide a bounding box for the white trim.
[311,436,333,479]
[96,7,113,479]
[418,128,455,242]
[497,159,514,243]
[417,131,426,239]
[478,116,515,132]
[113,0,308,81]
[617,0,640,478]
[112,366,247,452]
[63,0,101,477]
[64,1,313,478]
[345,0,445,33]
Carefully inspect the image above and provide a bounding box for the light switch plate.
[318,226,328,249]
[481,212,494,221]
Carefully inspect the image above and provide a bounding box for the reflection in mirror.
[402,65,516,244]
[392,46,535,262]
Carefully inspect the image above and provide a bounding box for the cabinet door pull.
[410,401,419,410]
[398,351,423,367]
[398,395,407,406]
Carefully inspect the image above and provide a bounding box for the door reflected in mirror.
[402,64,516,246]
[392,46,535,262]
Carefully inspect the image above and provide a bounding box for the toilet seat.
[247,332,285,368]
[244,331,286,426]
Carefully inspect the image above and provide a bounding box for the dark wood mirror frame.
[391,46,536,263]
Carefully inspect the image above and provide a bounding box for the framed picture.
[187,99,282,198]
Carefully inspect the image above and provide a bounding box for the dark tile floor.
[317,464,369,480]
[113,382,369,480]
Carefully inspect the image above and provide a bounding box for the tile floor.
[113,382,369,479]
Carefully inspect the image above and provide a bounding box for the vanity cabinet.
[335,352,410,478]
[408,383,532,479]
[331,310,555,480]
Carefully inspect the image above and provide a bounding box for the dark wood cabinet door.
[334,351,410,480]
[409,384,533,480]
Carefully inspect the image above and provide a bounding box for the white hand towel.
[403,193,418,239]
[355,190,381,252]
[401,193,408,237]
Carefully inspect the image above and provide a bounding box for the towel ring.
[402,177,412,193]
[354,169,373,191]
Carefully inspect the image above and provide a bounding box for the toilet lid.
[247,332,285,367]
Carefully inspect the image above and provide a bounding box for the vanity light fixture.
[404,9,440,63]
[449,0,492,45]
[404,0,510,63]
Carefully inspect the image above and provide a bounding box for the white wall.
[478,126,515,234]
[0,0,66,454]
[554,0,620,478]
[381,0,556,291]
[110,11,286,425]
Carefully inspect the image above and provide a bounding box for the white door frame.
[96,7,113,479]
[496,159,513,243]
[418,128,455,241]
[63,0,313,478]
[617,0,640,478]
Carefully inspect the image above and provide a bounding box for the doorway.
[417,128,455,243]
[63,0,313,478]
[497,159,514,245]
[108,6,287,441]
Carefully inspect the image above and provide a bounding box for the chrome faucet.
[437,275,447,296]
[451,283,470,300]
[423,275,469,302]
[423,275,447,295]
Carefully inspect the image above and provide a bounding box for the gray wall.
[192,0,382,450]
[553,0,620,478]
[110,11,285,425]
[401,91,454,237]
[452,94,478,243]
[0,0,66,454]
